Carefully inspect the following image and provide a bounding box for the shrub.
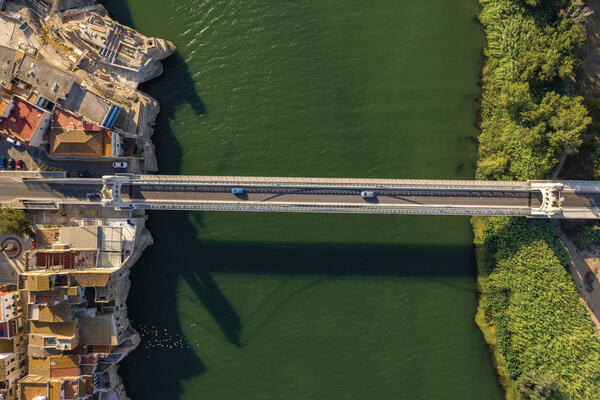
[482,217,600,399]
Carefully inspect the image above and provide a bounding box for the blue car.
[231,188,245,195]
[0,157,5,170]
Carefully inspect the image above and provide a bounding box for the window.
[50,361,56,366]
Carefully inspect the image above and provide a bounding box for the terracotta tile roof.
[48,129,103,157]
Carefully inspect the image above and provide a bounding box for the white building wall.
[28,110,52,147]
[0,293,16,323]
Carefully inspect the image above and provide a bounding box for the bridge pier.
[102,175,133,208]
[529,182,564,218]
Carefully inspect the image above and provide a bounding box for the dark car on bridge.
[86,193,100,199]
[6,158,15,170]
[77,172,91,178]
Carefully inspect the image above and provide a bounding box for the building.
[0,287,27,400]
[18,268,140,400]
[0,97,50,146]
[48,105,124,158]
[28,223,136,272]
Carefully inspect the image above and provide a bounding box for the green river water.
[101,1,504,399]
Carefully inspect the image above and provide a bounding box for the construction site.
[0,0,175,172]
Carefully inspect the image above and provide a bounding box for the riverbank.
[473,0,600,398]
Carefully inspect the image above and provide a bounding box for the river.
[101,1,504,399]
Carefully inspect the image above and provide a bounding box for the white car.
[5,138,22,146]
[112,161,128,169]
[360,191,376,198]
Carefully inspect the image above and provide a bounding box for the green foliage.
[475,2,599,398]
[482,217,600,399]
[0,207,33,237]
[576,224,600,248]
[516,371,558,400]
[477,0,589,181]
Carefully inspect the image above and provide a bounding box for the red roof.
[53,107,102,131]
[0,97,45,144]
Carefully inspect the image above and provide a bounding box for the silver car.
[360,191,375,198]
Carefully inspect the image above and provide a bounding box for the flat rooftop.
[59,83,111,125]
[0,45,16,85]
[52,107,102,131]
[14,54,75,102]
[0,97,45,144]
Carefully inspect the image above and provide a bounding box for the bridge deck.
[121,183,542,209]
[1,174,600,218]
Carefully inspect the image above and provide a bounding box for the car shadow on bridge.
[120,209,481,400]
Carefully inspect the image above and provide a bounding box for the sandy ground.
[554,223,600,332]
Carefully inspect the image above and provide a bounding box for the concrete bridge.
[2,172,600,218]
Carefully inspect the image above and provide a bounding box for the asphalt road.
[0,177,104,204]
[562,191,600,209]
[122,184,544,209]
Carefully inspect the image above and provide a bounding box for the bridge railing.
[132,200,534,216]
[131,175,533,190]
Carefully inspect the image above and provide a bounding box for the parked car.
[112,161,128,169]
[360,191,376,198]
[231,188,245,195]
[86,193,100,199]
[5,138,22,147]
[76,171,91,178]
[6,158,15,170]
[15,159,23,171]
[0,157,5,170]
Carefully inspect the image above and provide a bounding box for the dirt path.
[555,223,600,332]
[576,0,600,98]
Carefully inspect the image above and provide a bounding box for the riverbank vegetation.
[479,217,600,398]
[476,0,590,180]
[474,0,600,398]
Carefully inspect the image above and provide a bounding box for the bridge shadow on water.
[120,210,480,400]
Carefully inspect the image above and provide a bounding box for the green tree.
[0,207,33,237]
[516,371,558,400]
[522,92,590,151]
